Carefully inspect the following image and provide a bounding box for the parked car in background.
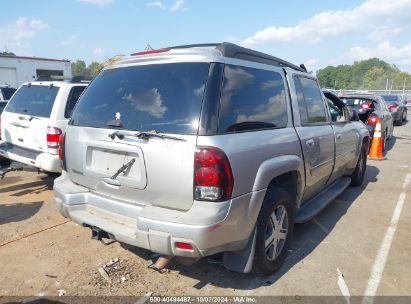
[0,85,16,101]
[340,94,393,151]
[0,100,10,166]
[0,78,88,172]
[54,42,369,275]
[379,94,407,125]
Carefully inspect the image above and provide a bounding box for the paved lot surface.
[0,122,410,299]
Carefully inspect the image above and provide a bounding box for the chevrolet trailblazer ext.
[54,43,369,275]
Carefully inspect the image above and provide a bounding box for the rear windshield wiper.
[108,130,186,141]
[103,158,136,186]
[106,119,124,128]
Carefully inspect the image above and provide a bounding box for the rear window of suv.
[70,63,210,135]
[341,97,376,108]
[6,85,59,117]
[380,95,400,104]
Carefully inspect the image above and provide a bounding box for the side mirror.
[350,109,360,122]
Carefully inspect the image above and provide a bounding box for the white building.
[0,55,72,88]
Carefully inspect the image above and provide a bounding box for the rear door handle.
[103,177,121,187]
[336,134,341,140]
[306,139,315,147]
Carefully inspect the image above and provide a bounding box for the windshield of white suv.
[70,63,210,135]
[5,85,60,118]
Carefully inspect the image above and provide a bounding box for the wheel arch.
[252,155,304,208]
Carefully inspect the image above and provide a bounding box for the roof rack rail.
[167,43,221,49]
[35,75,92,83]
[70,75,92,83]
[165,42,305,72]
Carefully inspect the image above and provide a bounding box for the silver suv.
[54,43,369,275]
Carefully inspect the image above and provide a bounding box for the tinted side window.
[379,99,389,111]
[299,77,327,123]
[293,77,309,124]
[1,88,16,100]
[65,86,86,118]
[0,102,7,113]
[218,65,288,133]
[325,98,346,122]
[6,85,59,118]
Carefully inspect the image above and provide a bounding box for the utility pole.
[334,80,337,90]
[385,78,389,91]
[389,79,394,94]
[402,78,406,100]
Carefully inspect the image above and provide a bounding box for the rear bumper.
[0,141,61,173]
[54,172,265,258]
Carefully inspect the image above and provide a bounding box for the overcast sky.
[1,0,411,72]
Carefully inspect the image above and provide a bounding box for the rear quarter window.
[217,65,288,133]
[5,85,59,118]
[0,102,7,113]
[1,87,16,100]
[65,86,86,118]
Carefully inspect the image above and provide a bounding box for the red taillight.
[388,104,399,110]
[58,132,67,171]
[175,242,193,251]
[58,133,65,159]
[130,49,170,56]
[47,126,62,151]
[194,147,233,201]
[367,115,380,125]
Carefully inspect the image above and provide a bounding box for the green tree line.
[316,58,411,90]
[71,60,102,78]
[0,51,15,55]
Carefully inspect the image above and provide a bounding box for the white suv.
[0,80,88,172]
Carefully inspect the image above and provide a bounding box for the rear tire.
[253,187,294,275]
[350,144,367,186]
[382,130,387,152]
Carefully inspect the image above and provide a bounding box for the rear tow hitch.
[90,226,116,245]
[0,163,41,179]
[148,255,173,273]
[0,166,24,179]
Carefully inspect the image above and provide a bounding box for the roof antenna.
[145,44,154,51]
[300,64,307,72]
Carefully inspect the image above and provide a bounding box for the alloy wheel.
[265,205,289,261]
